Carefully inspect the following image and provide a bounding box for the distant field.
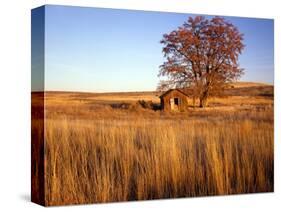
[229,81,271,88]
[32,82,274,206]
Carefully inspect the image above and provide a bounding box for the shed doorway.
[170,97,179,111]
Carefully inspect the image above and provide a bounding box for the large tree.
[159,16,245,107]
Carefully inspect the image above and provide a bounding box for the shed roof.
[159,88,189,99]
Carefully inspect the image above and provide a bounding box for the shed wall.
[161,90,188,112]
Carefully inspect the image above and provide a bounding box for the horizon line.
[31,80,274,94]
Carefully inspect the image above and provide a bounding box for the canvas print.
[31,5,274,206]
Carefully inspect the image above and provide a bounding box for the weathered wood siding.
[161,90,188,112]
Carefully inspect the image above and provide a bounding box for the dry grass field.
[32,82,274,206]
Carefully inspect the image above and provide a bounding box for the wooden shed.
[160,89,189,112]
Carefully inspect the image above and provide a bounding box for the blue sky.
[33,5,274,92]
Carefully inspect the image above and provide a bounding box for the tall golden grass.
[31,90,273,206]
[42,109,273,205]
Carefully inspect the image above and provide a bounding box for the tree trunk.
[199,93,208,108]
[199,86,210,107]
